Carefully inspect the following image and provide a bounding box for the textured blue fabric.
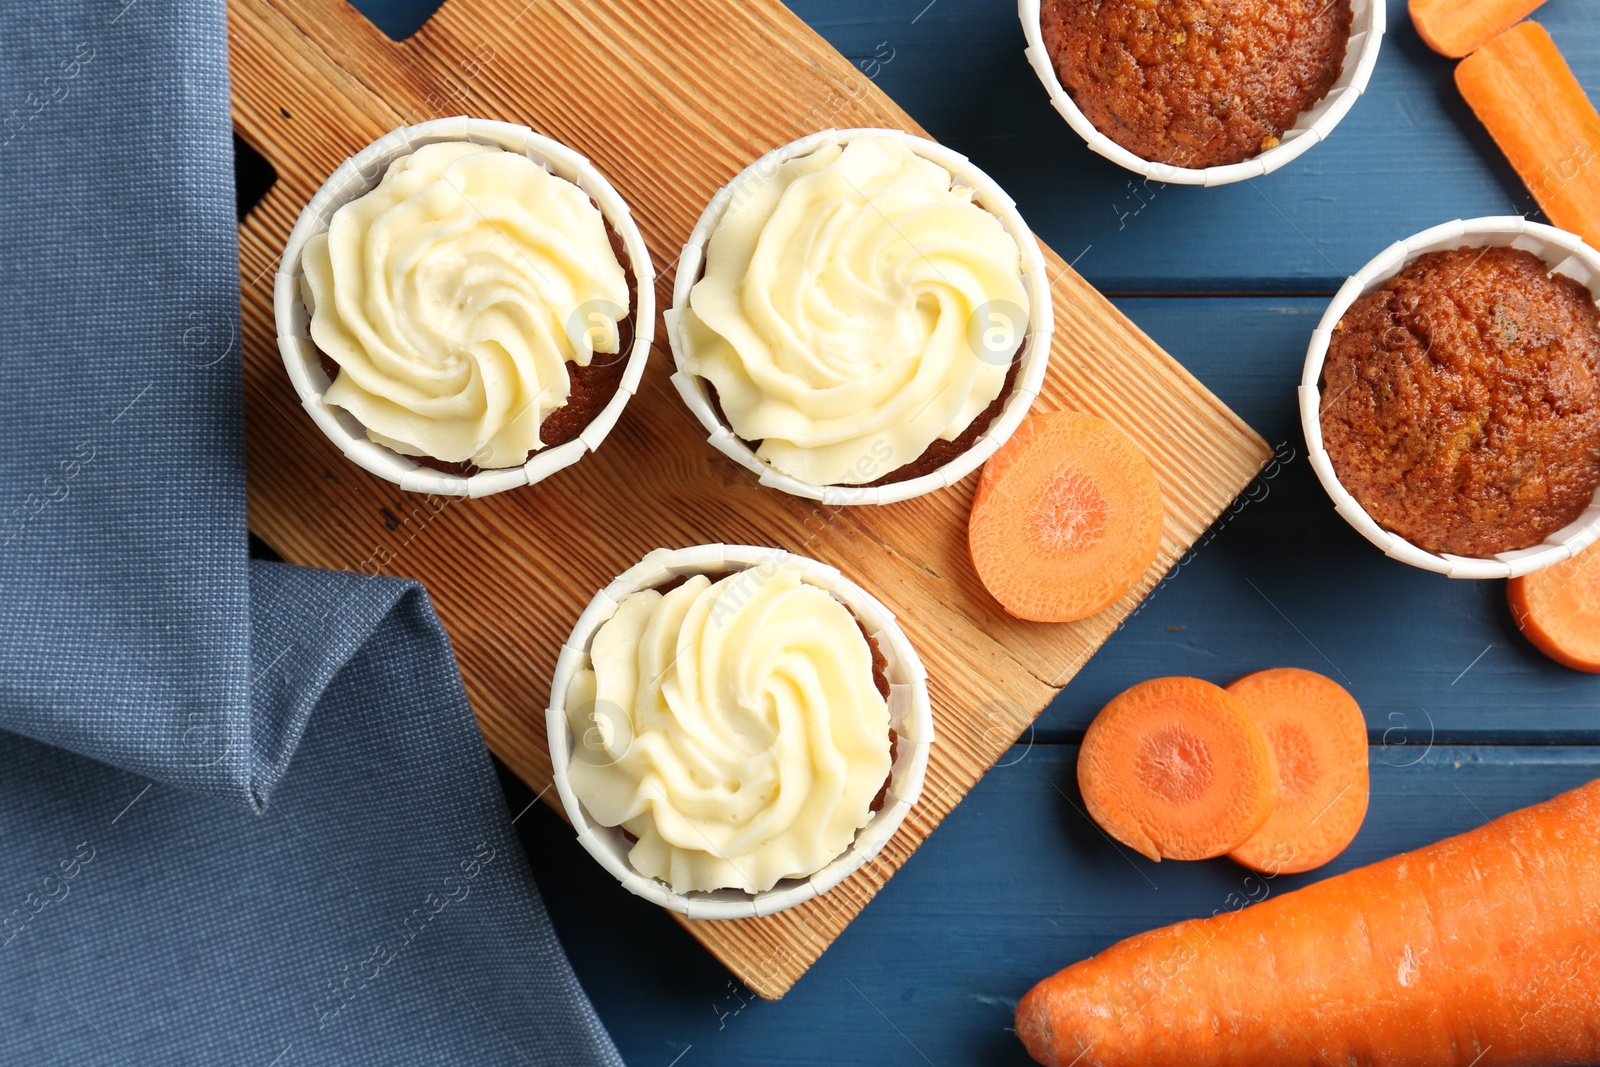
[0,3,622,1064]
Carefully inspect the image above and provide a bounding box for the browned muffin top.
[1320,246,1600,558]
[1039,0,1353,169]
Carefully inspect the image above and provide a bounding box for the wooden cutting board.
[230,0,1272,999]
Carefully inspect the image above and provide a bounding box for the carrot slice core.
[1031,468,1110,558]
[1135,726,1215,805]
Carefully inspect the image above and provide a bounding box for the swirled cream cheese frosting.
[564,564,893,894]
[679,134,1031,486]
[300,141,629,468]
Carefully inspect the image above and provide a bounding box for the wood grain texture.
[229,0,1269,997]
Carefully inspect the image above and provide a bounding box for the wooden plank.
[229,0,1269,998]
[521,743,1600,1066]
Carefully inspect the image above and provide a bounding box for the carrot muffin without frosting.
[1320,246,1600,558]
[1039,0,1353,169]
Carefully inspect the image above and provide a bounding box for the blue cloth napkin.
[0,3,622,1063]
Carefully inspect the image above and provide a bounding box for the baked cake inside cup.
[1320,246,1600,557]
[1038,0,1354,169]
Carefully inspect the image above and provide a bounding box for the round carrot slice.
[1509,543,1600,673]
[1224,668,1370,875]
[968,410,1164,623]
[1077,677,1277,862]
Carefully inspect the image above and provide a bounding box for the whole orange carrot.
[1016,777,1600,1067]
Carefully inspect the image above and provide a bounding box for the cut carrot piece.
[969,411,1163,624]
[1509,542,1600,672]
[1224,668,1370,875]
[1456,22,1600,251]
[1077,677,1277,863]
[1411,0,1546,58]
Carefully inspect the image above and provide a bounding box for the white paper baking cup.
[274,117,656,498]
[1302,217,1600,580]
[1018,0,1384,186]
[546,544,935,919]
[665,128,1054,506]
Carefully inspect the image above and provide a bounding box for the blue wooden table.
[336,1,1600,1062]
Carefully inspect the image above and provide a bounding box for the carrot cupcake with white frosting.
[565,562,892,894]
[299,140,630,469]
[669,129,1051,503]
